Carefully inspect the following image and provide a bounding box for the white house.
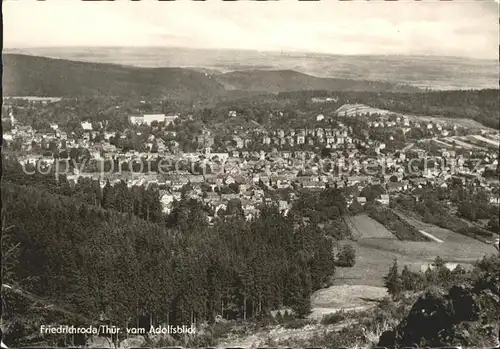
[164,114,179,125]
[160,192,176,213]
[377,194,390,206]
[129,114,173,126]
[81,121,93,131]
[489,196,500,205]
[129,115,145,125]
[357,196,367,204]
[143,114,166,125]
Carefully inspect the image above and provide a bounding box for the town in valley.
[2,1,499,348]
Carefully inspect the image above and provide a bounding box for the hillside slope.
[2,54,226,99]
[3,54,419,99]
[217,69,420,93]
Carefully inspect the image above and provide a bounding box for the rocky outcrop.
[378,285,499,348]
[118,335,146,349]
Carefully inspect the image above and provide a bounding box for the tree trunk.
[243,297,247,321]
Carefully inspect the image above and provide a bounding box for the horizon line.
[3,46,498,61]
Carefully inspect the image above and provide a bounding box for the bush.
[336,244,356,267]
[457,226,493,239]
[282,318,313,329]
[348,200,364,215]
[321,311,346,325]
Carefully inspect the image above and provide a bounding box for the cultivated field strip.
[345,215,397,240]
[337,212,497,287]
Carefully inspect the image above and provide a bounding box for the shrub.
[336,244,356,267]
[321,310,346,325]
[348,200,364,215]
[282,318,313,329]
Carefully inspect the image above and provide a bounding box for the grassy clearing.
[338,212,496,287]
[309,285,388,319]
[345,214,396,239]
[365,206,430,241]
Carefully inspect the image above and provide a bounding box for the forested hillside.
[2,54,226,100]
[3,54,418,101]
[2,179,336,346]
[216,69,420,93]
[278,89,500,129]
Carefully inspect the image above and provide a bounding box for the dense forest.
[216,69,419,93]
[278,89,500,129]
[2,178,339,346]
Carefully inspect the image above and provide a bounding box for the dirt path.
[418,230,444,243]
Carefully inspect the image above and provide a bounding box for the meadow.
[344,214,396,240]
[333,214,496,287]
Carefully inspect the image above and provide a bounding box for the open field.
[468,134,500,148]
[432,139,456,148]
[333,238,491,287]
[345,214,396,240]
[309,285,388,319]
[444,137,489,150]
[337,212,496,287]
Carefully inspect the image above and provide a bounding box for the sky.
[3,0,499,59]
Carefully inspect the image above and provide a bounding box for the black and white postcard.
[2,1,499,348]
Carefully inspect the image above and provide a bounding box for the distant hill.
[217,69,420,93]
[2,54,419,99]
[7,47,498,90]
[2,54,226,100]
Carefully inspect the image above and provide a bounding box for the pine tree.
[384,258,402,300]
[400,265,425,292]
